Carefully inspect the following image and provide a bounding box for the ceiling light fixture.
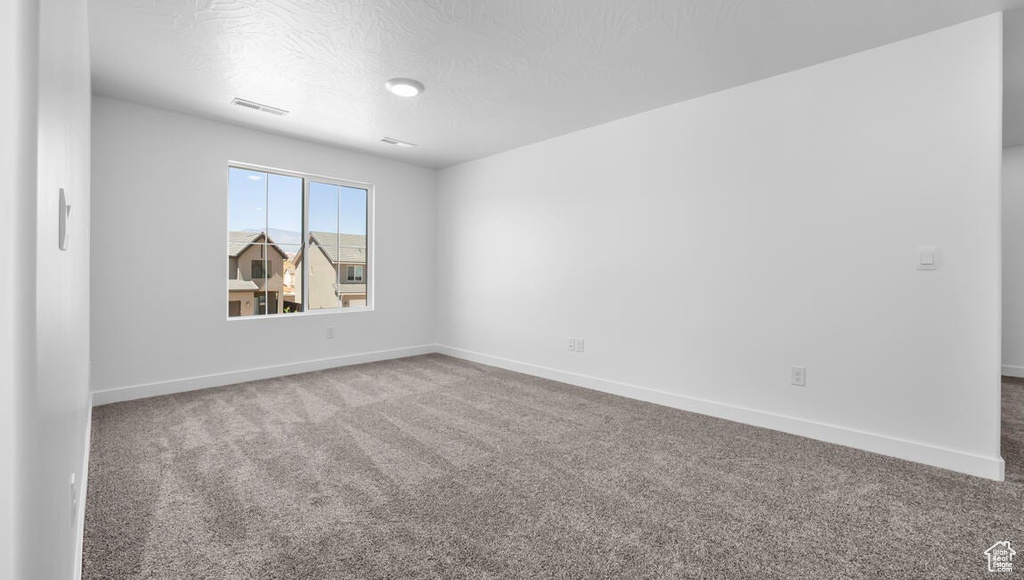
[380,137,417,148]
[385,78,425,97]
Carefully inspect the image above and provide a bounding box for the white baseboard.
[89,343,1007,481]
[1002,364,1024,378]
[91,345,435,406]
[73,394,92,580]
[437,345,1005,481]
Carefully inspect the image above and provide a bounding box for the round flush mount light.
[385,78,425,97]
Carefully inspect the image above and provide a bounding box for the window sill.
[226,305,373,321]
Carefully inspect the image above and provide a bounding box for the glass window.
[228,165,369,317]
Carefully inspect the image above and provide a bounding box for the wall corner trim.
[436,345,1006,481]
[1001,365,1024,379]
[73,395,92,580]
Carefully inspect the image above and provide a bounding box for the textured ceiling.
[90,0,1024,168]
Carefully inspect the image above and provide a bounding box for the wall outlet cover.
[791,366,807,387]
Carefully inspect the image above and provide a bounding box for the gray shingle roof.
[228,231,290,259]
[309,231,366,264]
[229,231,261,257]
[228,279,259,291]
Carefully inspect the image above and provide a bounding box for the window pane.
[228,168,268,316]
[309,181,339,235]
[339,186,367,236]
[227,240,267,318]
[308,182,341,311]
[254,244,270,316]
[267,173,303,246]
[262,242,290,315]
[277,243,303,313]
[228,167,267,235]
[305,245,340,311]
[339,186,368,308]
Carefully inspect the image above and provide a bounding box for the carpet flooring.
[84,354,1024,579]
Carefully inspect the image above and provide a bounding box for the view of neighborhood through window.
[228,166,369,317]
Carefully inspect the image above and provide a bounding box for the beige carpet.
[84,354,1024,578]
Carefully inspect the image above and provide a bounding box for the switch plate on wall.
[326,327,335,339]
[567,338,585,353]
[917,247,937,270]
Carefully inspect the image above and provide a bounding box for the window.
[227,165,370,318]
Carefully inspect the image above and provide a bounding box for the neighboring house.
[292,231,367,309]
[282,259,297,307]
[227,231,291,316]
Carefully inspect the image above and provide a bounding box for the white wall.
[91,97,437,399]
[0,0,39,576]
[0,0,92,578]
[34,0,93,575]
[1004,146,1024,375]
[437,15,1004,479]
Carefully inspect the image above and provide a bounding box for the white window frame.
[226,161,375,320]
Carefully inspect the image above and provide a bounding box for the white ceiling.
[90,0,1024,168]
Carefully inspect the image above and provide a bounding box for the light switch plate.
[58,188,71,251]
[917,247,937,270]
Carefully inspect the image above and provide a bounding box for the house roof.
[228,279,259,292]
[228,231,290,260]
[308,231,366,264]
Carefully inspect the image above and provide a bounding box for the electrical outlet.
[575,338,585,353]
[790,365,806,387]
[567,337,575,352]
[326,327,335,340]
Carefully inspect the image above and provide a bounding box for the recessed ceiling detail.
[231,97,289,116]
[380,137,418,148]
[89,0,1022,168]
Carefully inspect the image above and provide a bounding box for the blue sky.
[228,167,367,242]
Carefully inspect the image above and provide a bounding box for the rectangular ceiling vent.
[380,136,417,148]
[231,97,289,116]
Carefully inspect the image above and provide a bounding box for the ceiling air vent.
[380,136,417,148]
[231,97,289,116]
